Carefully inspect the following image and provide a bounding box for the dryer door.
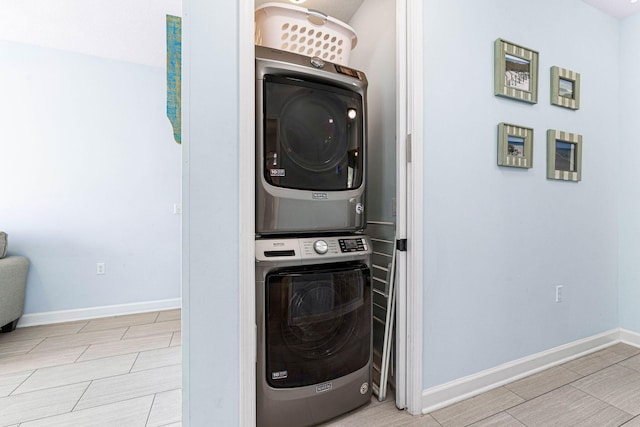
[265,262,371,388]
[263,75,364,191]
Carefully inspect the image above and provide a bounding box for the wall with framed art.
[493,39,585,183]
[422,0,621,394]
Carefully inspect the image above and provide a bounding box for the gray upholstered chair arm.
[0,256,29,328]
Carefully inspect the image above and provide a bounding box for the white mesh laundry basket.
[255,2,358,66]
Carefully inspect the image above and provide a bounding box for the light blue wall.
[422,0,620,388]
[0,41,181,314]
[181,0,240,424]
[618,13,640,332]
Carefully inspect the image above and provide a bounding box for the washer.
[256,45,368,235]
[256,235,372,427]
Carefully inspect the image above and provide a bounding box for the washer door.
[263,75,364,191]
[265,262,371,388]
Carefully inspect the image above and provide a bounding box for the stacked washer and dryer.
[254,5,372,425]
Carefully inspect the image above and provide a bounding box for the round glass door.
[263,75,364,191]
[265,262,371,388]
[280,94,348,173]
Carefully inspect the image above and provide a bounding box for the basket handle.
[307,9,327,26]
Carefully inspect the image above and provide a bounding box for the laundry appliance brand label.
[271,370,288,380]
[269,169,285,177]
[312,192,328,199]
[315,382,332,393]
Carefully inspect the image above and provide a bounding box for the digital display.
[339,238,367,253]
[343,239,358,250]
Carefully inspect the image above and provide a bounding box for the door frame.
[394,0,424,415]
[237,0,424,422]
[238,1,256,426]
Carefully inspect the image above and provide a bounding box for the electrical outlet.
[97,263,106,275]
[555,285,563,303]
[173,203,182,215]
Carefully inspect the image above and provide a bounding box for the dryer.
[255,235,372,427]
[256,45,368,235]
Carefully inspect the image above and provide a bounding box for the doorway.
[237,0,424,423]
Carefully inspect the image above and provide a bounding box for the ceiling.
[255,0,640,23]
[0,0,361,68]
[255,0,364,24]
[0,0,636,69]
[582,0,640,19]
[255,0,640,22]
[0,0,181,67]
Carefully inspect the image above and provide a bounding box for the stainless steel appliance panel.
[256,46,368,235]
[256,235,373,427]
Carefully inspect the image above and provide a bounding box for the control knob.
[313,240,329,255]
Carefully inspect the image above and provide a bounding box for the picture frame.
[497,123,533,168]
[547,129,582,182]
[494,38,539,104]
[550,66,580,110]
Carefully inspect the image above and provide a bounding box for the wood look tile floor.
[3,312,640,427]
[326,342,640,427]
[0,310,181,426]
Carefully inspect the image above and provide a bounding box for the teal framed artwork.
[166,15,182,144]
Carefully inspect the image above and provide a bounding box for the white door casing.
[238,1,256,426]
[404,0,424,415]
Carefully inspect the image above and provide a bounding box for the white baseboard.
[620,328,640,347]
[421,329,620,414]
[18,298,182,328]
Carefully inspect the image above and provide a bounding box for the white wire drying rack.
[367,220,397,401]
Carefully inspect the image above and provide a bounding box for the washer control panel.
[338,237,369,253]
[301,238,340,256]
[256,235,371,262]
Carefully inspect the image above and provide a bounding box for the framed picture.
[494,39,539,104]
[551,66,580,110]
[547,129,582,182]
[497,123,533,168]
